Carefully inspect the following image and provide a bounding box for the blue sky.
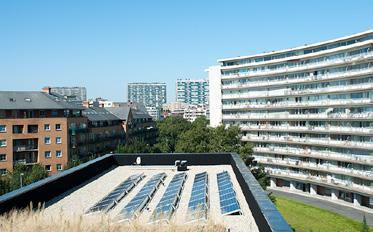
[1,0,372,101]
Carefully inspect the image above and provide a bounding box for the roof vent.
[9,98,16,102]
[24,98,31,102]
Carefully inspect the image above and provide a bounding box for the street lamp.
[20,173,24,188]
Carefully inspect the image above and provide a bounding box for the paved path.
[269,189,373,226]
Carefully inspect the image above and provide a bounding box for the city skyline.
[1,1,373,101]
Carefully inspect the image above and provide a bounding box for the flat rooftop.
[45,165,258,231]
[0,153,292,232]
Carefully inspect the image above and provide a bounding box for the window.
[55,124,61,131]
[44,124,50,131]
[44,151,51,158]
[0,169,6,176]
[0,125,6,133]
[0,154,6,161]
[56,164,62,171]
[45,165,51,172]
[56,137,62,144]
[0,140,6,147]
[44,137,51,144]
[56,150,62,158]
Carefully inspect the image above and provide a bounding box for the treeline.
[117,116,270,190]
[0,164,49,195]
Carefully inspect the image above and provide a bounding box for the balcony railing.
[221,50,373,80]
[222,82,373,100]
[240,125,373,135]
[13,158,38,165]
[13,145,38,152]
[242,135,373,150]
[222,112,373,121]
[255,157,373,180]
[253,147,373,165]
[222,98,373,110]
[266,168,373,194]
[222,66,373,90]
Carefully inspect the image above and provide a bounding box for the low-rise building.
[0,91,86,175]
[0,91,126,176]
[162,102,209,122]
[80,107,125,158]
[106,105,156,144]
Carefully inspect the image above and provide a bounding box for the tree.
[66,155,83,169]
[175,118,211,153]
[1,164,49,195]
[25,164,49,185]
[154,116,191,153]
[0,176,11,195]
[116,138,153,153]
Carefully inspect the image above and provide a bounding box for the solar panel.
[117,172,167,222]
[217,171,241,215]
[186,172,208,222]
[86,173,145,213]
[150,172,187,222]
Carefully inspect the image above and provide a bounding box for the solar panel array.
[217,171,241,215]
[117,172,167,222]
[86,173,144,213]
[186,172,209,222]
[150,172,187,222]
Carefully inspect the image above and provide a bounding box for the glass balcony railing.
[240,125,373,135]
[221,50,373,79]
[242,134,373,150]
[222,98,373,110]
[222,66,373,90]
[255,157,373,180]
[222,82,373,100]
[253,147,373,165]
[266,168,373,194]
[222,112,373,121]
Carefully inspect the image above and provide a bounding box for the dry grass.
[0,206,226,232]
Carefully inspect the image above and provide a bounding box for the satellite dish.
[136,157,141,165]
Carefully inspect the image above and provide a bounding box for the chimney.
[42,86,51,94]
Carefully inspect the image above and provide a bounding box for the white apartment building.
[208,30,373,209]
[162,102,209,122]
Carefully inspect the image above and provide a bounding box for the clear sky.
[1,0,372,102]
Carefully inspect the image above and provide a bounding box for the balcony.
[253,147,373,166]
[266,168,373,195]
[222,98,373,110]
[222,66,373,90]
[13,152,38,165]
[221,50,373,80]
[13,145,38,152]
[240,125,373,136]
[222,112,373,121]
[256,157,373,181]
[222,82,373,100]
[242,135,373,150]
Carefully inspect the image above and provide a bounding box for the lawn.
[275,196,373,232]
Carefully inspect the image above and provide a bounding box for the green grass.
[275,196,373,232]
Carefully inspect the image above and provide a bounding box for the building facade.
[176,79,209,105]
[209,30,373,209]
[0,91,86,175]
[44,86,87,102]
[128,82,166,120]
[162,102,209,122]
[0,91,126,176]
[106,105,156,145]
